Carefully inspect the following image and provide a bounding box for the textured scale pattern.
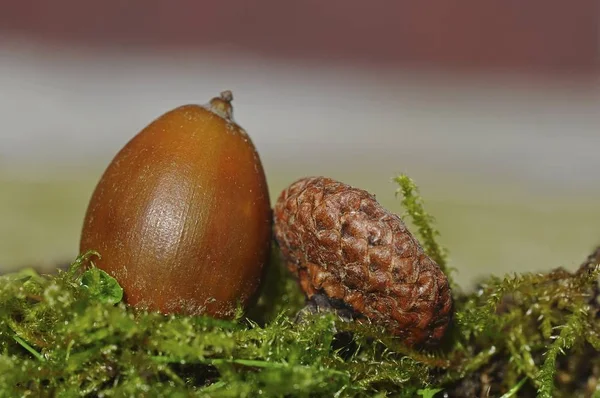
[273,177,453,346]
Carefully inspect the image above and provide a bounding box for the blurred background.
[1,1,599,288]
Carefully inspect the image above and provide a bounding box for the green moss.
[0,175,599,397]
[394,175,454,289]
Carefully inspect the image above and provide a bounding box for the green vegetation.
[0,174,599,396]
[394,175,454,289]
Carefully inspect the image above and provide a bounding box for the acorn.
[80,91,271,318]
[273,177,453,346]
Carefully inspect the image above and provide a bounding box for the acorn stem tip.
[208,90,234,121]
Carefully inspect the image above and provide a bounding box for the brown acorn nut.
[273,177,453,346]
[80,91,271,318]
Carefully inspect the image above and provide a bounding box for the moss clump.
[1,174,599,397]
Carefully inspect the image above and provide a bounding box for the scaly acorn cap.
[273,176,453,346]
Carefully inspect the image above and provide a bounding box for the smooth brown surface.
[80,98,271,318]
[274,177,452,346]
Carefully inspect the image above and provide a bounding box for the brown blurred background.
[1,0,598,72]
[1,1,599,287]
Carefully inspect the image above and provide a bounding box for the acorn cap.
[273,177,453,346]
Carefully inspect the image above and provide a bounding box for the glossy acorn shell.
[80,93,271,318]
